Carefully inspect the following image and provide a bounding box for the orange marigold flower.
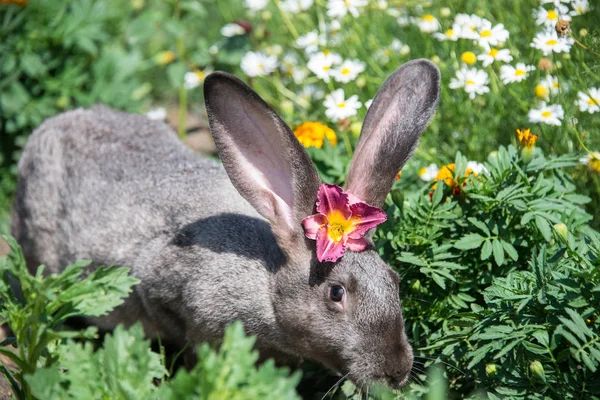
[395,171,403,181]
[0,0,28,5]
[294,122,337,149]
[515,128,538,149]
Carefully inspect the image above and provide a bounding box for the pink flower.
[302,184,387,262]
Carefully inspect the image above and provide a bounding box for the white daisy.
[324,89,362,122]
[307,51,342,82]
[240,51,279,77]
[365,99,373,109]
[500,63,535,84]
[184,71,202,89]
[433,28,459,41]
[449,67,490,99]
[419,164,439,181]
[579,152,600,172]
[326,0,368,18]
[477,48,513,67]
[467,161,489,175]
[534,5,571,28]
[146,107,167,121]
[575,88,600,114]
[528,102,564,126]
[281,54,306,83]
[245,0,269,12]
[531,30,574,55]
[296,30,325,55]
[331,59,366,83]
[570,0,590,16]
[416,14,440,33]
[475,22,510,48]
[221,23,245,37]
[280,0,313,13]
[453,13,485,39]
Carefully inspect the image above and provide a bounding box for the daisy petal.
[316,183,350,217]
[316,226,346,262]
[302,214,327,239]
[347,202,387,238]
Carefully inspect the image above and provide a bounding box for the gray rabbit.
[11,59,440,388]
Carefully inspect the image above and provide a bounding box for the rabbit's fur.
[12,59,440,387]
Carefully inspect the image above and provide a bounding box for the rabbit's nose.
[385,371,410,388]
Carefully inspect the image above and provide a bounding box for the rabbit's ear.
[204,72,321,241]
[345,59,440,208]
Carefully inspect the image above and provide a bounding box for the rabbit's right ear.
[204,72,321,244]
[345,60,440,208]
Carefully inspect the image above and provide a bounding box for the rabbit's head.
[204,59,440,388]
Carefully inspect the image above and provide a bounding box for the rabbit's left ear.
[345,59,440,208]
[204,72,321,242]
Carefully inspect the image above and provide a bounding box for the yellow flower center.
[515,69,526,76]
[480,29,492,37]
[195,71,206,81]
[445,29,454,36]
[341,67,351,75]
[489,48,499,57]
[461,51,477,65]
[546,39,558,46]
[258,63,264,69]
[547,10,558,20]
[423,14,435,22]
[466,80,476,85]
[541,111,552,117]
[590,157,600,174]
[535,85,549,99]
[588,97,598,105]
[323,65,331,71]
[338,102,346,108]
[326,211,358,243]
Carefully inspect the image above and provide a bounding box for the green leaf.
[480,239,492,260]
[455,233,486,250]
[535,215,552,242]
[501,240,518,262]
[492,239,504,266]
[468,217,490,235]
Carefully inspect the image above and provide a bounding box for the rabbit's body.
[12,107,283,349]
[13,60,441,387]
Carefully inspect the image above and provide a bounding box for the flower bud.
[485,364,498,377]
[538,58,553,72]
[280,100,294,116]
[579,28,588,37]
[261,10,272,21]
[553,223,569,241]
[356,77,366,88]
[350,121,362,136]
[530,360,545,380]
[440,7,451,17]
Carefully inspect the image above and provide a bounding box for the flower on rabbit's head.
[302,184,387,263]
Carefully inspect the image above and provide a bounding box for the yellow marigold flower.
[432,163,477,195]
[155,50,176,65]
[461,51,477,65]
[515,128,538,149]
[294,122,337,149]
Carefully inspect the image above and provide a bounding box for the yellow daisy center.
[423,14,435,22]
[588,97,598,105]
[322,65,331,71]
[489,48,499,57]
[445,29,454,36]
[466,80,476,85]
[341,67,351,75]
[338,102,346,108]
[541,111,552,117]
[535,85,549,99]
[546,39,558,46]
[547,10,558,20]
[480,29,492,37]
[515,69,526,76]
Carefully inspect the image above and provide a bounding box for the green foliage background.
[0,0,599,399]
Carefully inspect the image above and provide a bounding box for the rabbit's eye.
[330,285,345,302]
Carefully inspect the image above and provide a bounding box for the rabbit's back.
[11,106,258,274]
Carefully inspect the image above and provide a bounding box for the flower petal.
[302,214,327,239]
[316,226,346,262]
[347,202,387,238]
[346,237,369,252]
[316,184,350,218]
